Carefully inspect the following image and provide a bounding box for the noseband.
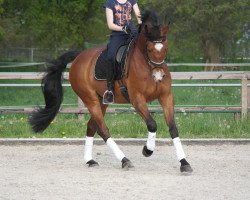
[147,57,165,68]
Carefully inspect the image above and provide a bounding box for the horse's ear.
[161,25,169,35]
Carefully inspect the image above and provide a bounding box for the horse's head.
[138,10,169,82]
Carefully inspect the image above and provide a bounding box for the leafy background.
[0,0,249,63]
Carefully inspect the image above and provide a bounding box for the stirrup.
[103,90,114,104]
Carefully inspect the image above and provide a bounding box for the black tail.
[29,50,81,133]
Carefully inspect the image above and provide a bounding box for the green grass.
[0,81,77,107]
[0,67,248,138]
[0,80,241,107]
[0,112,249,138]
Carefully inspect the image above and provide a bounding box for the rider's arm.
[106,8,123,32]
[133,3,142,24]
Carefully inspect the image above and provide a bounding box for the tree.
[22,0,107,50]
[142,0,250,69]
[0,0,4,41]
[0,0,108,56]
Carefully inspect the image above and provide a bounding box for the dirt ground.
[0,143,249,200]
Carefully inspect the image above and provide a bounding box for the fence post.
[241,77,248,119]
[30,48,34,62]
[78,97,85,120]
[248,79,250,116]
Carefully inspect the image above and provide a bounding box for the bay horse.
[29,10,193,173]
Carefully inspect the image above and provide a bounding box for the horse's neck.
[134,34,148,66]
[129,35,151,75]
[136,34,147,54]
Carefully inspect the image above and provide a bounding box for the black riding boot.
[103,60,115,104]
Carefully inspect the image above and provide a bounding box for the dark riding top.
[104,0,137,62]
[103,0,137,36]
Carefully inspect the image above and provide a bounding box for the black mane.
[139,10,161,41]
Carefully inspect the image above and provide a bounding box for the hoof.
[86,160,99,167]
[121,157,134,169]
[142,145,153,157]
[180,164,193,173]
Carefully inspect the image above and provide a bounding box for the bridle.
[146,37,167,69]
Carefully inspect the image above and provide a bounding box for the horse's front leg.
[159,93,193,173]
[132,97,157,157]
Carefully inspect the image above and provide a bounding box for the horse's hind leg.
[84,99,133,169]
[84,104,110,167]
[84,117,99,167]
[159,93,193,173]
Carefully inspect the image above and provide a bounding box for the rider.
[103,0,141,104]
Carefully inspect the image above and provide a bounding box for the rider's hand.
[122,26,131,34]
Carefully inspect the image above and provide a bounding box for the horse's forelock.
[140,10,162,41]
[141,10,158,26]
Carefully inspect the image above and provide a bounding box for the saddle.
[94,37,135,81]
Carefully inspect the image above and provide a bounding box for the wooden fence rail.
[0,71,250,119]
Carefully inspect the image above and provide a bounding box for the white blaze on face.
[155,42,163,52]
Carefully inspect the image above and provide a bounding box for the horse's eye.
[147,47,153,52]
[147,43,155,51]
